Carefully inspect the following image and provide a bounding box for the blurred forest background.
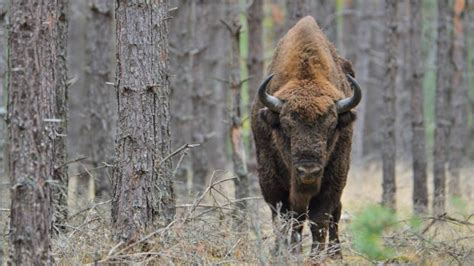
[0,0,473,264]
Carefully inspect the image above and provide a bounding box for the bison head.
[258,74,361,189]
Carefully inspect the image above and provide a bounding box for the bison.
[251,16,362,257]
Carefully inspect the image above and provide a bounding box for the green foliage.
[349,205,398,261]
[450,196,468,215]
[408,216,423,231]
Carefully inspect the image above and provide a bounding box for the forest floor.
[0,163,473,264]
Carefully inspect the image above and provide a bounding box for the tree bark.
[433,0,453,215]
[226,0,250,221]
[53,0,69,229]
[204,2,229,181]
[247,0,264,111]
[84,0,116,200]
[247,0,264,182]
[0,1,6,262]
[169,0,193,192]
[0,1,6,169]
[395,0,413,160]
[382,0,398,210]
[448,0,468,198]
[7,0,66,263]
[348,0,369,166]
[68,0,91,207]
[364,1,385,159]
[189,2,211,191]
[409,0,429,215]
[464,0,474,198]
[112,0,175,242]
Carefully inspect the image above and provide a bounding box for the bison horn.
[258,74,283,113]
[336,74,362,114]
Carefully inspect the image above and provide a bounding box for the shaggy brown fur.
[251,16,357,257]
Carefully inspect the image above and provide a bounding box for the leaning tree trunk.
[112,0,175,242]
[84,0,116,200]
[381,0,398,210]
[448,0,468,198]
[7,0,66,263]
[433,0,453,215]
[409,0,428,215]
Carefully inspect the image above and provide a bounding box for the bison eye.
[337,111,357,129]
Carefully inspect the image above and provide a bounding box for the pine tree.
[112,0,175,241]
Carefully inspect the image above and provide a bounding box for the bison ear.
[259,108,280,129]
[337,110,357,129]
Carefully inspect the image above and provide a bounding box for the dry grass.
[0,163,473,264]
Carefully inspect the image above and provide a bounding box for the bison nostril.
[296,164,322,176]
[312,167,322,176]
[296,166,308,175]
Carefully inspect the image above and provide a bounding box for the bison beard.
[251,16,362,258]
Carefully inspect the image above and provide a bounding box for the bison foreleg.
[270,202,305,255]
[328,204,342,259]
[309,220,328,256]
[288,211,305,254]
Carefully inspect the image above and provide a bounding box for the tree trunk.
[0,1,6,169]
[226,0,250,222]
[348,0,369,166]
[409,0,429,215]
[382,0,398,210]
[189,2,211,191]
[84,0,116,200]
[204,2,229,181]
[67,0,89,208]
[112,0,175,242]
[0,1,6,262]
[247,0,264,111]
[53,0,69,229]
[169,0,193,193]
[448,0,468,198]
[395,0,413,161]
[364,1,385,159]
[341,0,356,62]
[286,0,310,29]
[433,0,453,215]
[464,0,474,198]
[247,0,264,183]
[7,0,66,263]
